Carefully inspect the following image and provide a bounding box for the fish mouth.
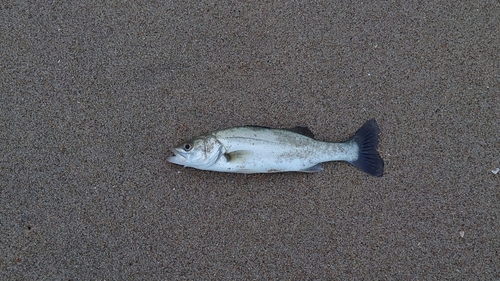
[167,148,187,165]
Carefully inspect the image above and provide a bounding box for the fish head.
[167,135,223,169]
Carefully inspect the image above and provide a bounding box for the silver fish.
[168,119,384,176]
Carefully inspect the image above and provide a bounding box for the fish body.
[168,119,384,176]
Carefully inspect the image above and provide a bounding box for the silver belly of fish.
[168,119,384,177]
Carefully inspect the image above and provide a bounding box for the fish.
[167,119,384,177]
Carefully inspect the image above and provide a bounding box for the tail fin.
[348,119,384,177]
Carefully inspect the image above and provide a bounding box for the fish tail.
[348,119,384,177]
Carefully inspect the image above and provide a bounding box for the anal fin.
[300,163,323,173]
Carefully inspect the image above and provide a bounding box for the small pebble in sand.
[492,168,499,174]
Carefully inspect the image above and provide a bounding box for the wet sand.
[1,1,499,279]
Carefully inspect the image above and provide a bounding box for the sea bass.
[167,119,384,177]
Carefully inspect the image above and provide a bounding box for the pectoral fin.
[224,150,253,163]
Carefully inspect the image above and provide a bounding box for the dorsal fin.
[285,126,315,138]
[244,125,271,129]
[243,125,315,138]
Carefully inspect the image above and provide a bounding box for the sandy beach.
[1,1,499,279]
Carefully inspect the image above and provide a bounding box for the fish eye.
[183,142,192,151]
